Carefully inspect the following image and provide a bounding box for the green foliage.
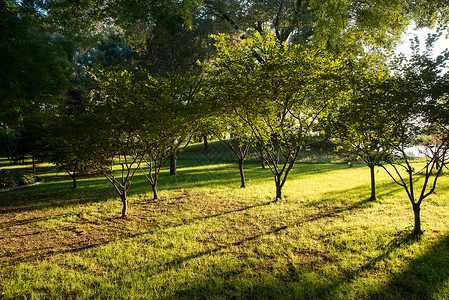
[377,30,449,234]
[0,1,69,128]
[206,32,347,198]
[39,114,91,188]
[38,0,108,45]
[202,0,438,53]
[91,68,195,153]
[328,57,396,166]
[0,129,18,157]
[75,39,137,70]
[88,67,200,206]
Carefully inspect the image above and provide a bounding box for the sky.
[395,25,448,157]
[394,24,448,58]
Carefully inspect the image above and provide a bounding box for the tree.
[328,58,396,201]
[40,96,93,189]
[92,69,196,205]
[139,72,200,199]
[11,114,47,173]
[88,69,149,217]
[0,1,68,130]
[380,31,449,235]
[10,0,110,45]
[207,33,346,199]
[206,111,255,188]
[202,0,447,50]
[110,0,211,174]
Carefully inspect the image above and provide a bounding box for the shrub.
[0,170,36,188]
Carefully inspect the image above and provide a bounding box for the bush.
[0,170,36,188]
[18,173,36,185]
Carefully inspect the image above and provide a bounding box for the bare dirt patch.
[0,190,274,270]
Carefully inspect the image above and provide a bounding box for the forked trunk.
[238,159,245,188]
[369,165,376,201]
[413,203,423,235]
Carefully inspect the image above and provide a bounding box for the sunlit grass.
[1,150,449,299]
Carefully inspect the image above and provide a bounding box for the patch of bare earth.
[0,191,271,270]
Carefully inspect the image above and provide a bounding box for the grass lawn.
[1,144,449,299]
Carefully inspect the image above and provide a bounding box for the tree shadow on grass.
[169,229,449,299]
[153,174,446,298]
[369,234,449,299]
[1,187,369,278]
[0,214,129,266]
[0,212,74,229]
[309,231,449,299]
[136,197,373,285]
[139,178,439,299]
[0,188,114,214]
[0,159,377,271]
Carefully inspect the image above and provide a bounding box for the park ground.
[1,143,449,299]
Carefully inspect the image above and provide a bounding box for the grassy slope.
[1,143,449,299]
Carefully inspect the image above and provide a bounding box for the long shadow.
[1,236,121,267]
[309,229,420,299]
[318,179,404,205]
[313,232,449,299]
[370,234,449,299]
[137,197,373,281]
[1,190,369,274]
[173,199,279,227]
[276,229,449,300]
[169,228,438,299]
[348,230,419,280]
[0,188,115,214]
[0,217,135,266]
[0,212,75,229]
[0,159,380,269]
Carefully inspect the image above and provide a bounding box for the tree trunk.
[413,203,423,235]
[261,158,266,169]
[276,184,282,200]
[238,158,245,188]
[71,174,78,189]
[369,164,376,201]
[170,150,177,175]
[121,193,128,218]
[203,134,209,154]
[275,175,282,200]
[152,184,158,200]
